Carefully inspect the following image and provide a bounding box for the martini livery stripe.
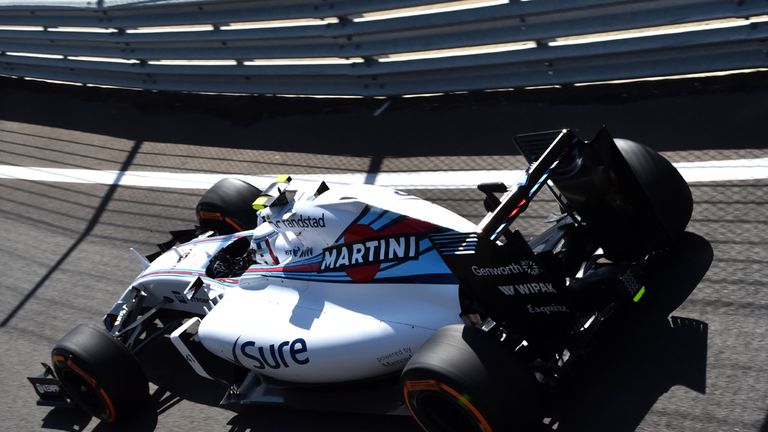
[320,235,419,272]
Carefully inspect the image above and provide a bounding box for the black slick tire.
[196,178,262,235]
[51,324,149,423]
[552,132,693,261]
[402,324,541,432]
[614,139,693,246]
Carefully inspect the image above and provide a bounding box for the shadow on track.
[547,315,709,432]
[35,234,713,432]
[225,408,420,432]
[134,333,421,432]
[2,73,767,157]
[38,391,160,432]
[0,140,143,328]
[545,232,713,431]
[39,407,92,432]
[38,385,181,432]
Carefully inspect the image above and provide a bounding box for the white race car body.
[111,182,474,384]
[31,128,700,428]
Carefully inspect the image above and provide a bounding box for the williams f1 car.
[28,127,694,431]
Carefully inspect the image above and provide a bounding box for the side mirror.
[477,182,506,212]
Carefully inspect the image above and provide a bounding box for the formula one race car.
[28,127,694,431]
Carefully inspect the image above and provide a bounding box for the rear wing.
[433,125,687,302]
[475,129,578,241]
[430,130,583,331]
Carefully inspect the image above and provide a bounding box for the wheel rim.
[404,380,492,432]
[52,352,116,422]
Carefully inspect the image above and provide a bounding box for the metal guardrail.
[0,0,766,96]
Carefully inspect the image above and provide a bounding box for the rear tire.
[196,178,262,235]
[51,325,148,423]
[402,325,541,432]
[552,132,693,261]
[615,139,693,245]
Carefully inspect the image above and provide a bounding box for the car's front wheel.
[196,178,262,235]
[51,324,148,423]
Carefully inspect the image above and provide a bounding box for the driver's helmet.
[249,235,280,266]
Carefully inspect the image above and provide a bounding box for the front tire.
[196,178,262,235]
[51,324,148,423]
[402,325,542,432]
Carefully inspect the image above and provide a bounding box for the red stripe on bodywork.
[245,262,322,274]
[264,238,279,264]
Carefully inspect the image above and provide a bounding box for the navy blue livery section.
[432,230,573,340]
[431,127,693,341]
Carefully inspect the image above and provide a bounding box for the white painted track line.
[0,158,766,190]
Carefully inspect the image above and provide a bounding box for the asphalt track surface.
[1,74,767,431]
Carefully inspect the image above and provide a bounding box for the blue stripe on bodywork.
[334,205,371,243]
[262,273,458,285]
[370,212,401,231]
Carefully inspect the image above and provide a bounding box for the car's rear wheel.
[196,178,262,235]
[402,325,542,432]
[51,324,148,423]
[615,138,693,244]
[552,132,693,261]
